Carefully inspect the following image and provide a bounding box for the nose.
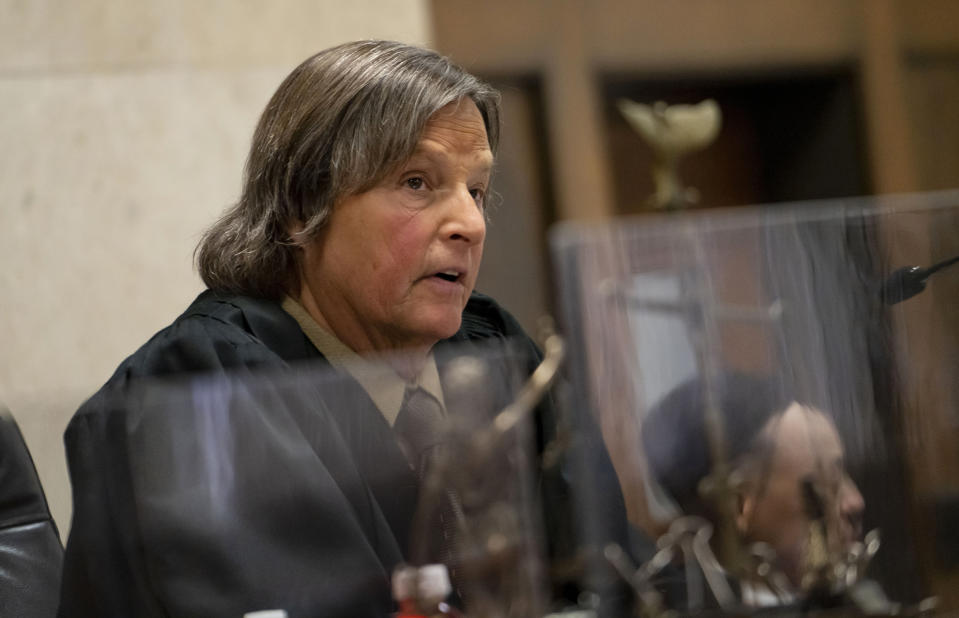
[443,187,486,245]
[839,475,865,535]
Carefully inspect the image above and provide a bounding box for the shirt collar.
[281,296,444,425]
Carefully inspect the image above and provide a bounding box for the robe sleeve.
[59,315,402,617]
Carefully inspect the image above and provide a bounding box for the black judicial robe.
[58,290,628,617]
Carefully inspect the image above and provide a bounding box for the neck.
[388,354,428,383]
[293,284,432,380]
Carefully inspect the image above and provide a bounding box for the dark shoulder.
[454,292,544,372]
[99,291,306,388]
[459,291,529,341]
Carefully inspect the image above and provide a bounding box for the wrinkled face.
[738,404,864,588]
[297,99,492,354]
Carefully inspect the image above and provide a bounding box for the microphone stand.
[881,254,959,305]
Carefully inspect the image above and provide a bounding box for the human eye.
[469,186,487,209]
[404,176,426,191]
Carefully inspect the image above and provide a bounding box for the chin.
[399,302,466,347]
[424,312,463,342]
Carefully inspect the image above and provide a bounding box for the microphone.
[881,255,959,304]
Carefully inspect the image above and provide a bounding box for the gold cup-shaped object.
[617,99,721,211]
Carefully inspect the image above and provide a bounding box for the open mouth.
[433,271,461,283]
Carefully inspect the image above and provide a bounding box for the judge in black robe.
[58,41,629,617]
[61,290,622,616]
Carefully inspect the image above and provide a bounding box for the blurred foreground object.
[551,190,959,615]
[617,99,721,210]
[392,564,463,617]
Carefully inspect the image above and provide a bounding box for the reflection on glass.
[551,190,959,614]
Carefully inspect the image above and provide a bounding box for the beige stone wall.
[0,1,431,534]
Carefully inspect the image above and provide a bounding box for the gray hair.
[195,40,501,299]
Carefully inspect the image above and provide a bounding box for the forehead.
[765,403,844,472]
[414,99,494,164]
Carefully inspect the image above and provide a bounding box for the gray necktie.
[394,386,447,475]
[394,387,465,591]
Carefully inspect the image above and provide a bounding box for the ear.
[287,220,306,244]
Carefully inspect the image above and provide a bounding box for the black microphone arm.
[881,254,959,305]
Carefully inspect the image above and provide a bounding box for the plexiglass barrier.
[550,190,959,615]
